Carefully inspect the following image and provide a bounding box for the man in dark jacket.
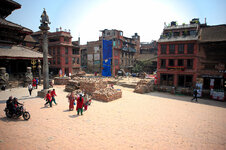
[191,88,198,102]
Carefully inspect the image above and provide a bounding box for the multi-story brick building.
[140,41,157,54]
[101,29,140,75]
[198,25,226,100]
[33,29,80,76]
[82,29,140,76]
[157,19,200,88]
[48,30,80,76]
[157,19,226,100]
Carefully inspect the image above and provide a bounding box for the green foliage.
[132,60,153,73]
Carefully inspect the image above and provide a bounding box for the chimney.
[205,17,207,25]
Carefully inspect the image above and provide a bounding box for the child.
[32,78,36,89]
[51,89,57,105]
[44,90,52,107]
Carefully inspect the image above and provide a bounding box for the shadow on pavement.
[146,91,226,108]
[0,96,38,104]
[0,116,27,122]
[69,115,79,118]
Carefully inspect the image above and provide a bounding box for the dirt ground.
[0,85,226,150]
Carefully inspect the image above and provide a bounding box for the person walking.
[28,83,33,96]
[76,94,84,115]
[67,91,76,111]
[44,90,52,107]
[51,89,57,105]
[191,88,198,102]
[35,78,39,89]
[32,78,36,89]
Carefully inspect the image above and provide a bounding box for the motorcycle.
[4,104,30,120]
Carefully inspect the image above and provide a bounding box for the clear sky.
[7,0,226,44]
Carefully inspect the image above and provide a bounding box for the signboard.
[167,66,185,71]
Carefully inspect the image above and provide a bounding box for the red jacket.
[51,90,57,97]
[45,93,51,101]
[32,79,36,86]
[76,97,84,109]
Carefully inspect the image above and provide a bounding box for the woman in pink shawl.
[67,91,76,111]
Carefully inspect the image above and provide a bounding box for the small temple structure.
[0,0,48,86]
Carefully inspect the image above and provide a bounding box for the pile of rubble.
[65,77,108,93]
[65,80,80,92]
[134,79,154,94]
[65,77,122,102]
[79,78,107,94]
[92,88,122,102]
[54,77,70,85]
[71,71,86,78]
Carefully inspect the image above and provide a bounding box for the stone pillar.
[37,8,51,97]
[38,60,42,85]
[42,30,49,89]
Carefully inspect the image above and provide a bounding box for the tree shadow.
[0,116,27,122]
[145,91,226,108]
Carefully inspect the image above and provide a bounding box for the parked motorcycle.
[4,104,30,120]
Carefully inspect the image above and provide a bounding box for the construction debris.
[54,77,70,85]
[134,79,154,94]
[71,71,86,78]
[92,88,122,102]
[65,77,122,102]
[65,80,80,92]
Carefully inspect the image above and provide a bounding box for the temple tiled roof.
[24,35,38,43]
[199,25,226,42]
[0,45,51,59]
[0,18,32,33]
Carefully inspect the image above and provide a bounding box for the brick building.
[81,29,140,76]
[140,41,158,54]
[157,19,201,88]
[157,19,226,100]
[32,29,80,76]
[198,25,226,100]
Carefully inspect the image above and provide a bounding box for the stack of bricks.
[65,80,80,92]
[92,88,122,102]
[79,77,108,94]
[134,79,154,94]
[64,77,122,102]
[54,77,70,85]
[71,71,86,78]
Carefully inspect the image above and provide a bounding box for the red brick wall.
[157,41,198,87]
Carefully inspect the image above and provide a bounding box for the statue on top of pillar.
[39,8,51,30]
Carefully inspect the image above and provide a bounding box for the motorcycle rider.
[6,96,14,113]
[12,97,23,114]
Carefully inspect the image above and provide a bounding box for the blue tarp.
[102,40,112,77]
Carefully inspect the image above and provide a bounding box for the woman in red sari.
[76,94,84,115]
[67,91,76,111]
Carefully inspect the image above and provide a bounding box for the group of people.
[27,78,39,96]
[6,96,23,115]
[67,91,91,115]
[44,89,57,107]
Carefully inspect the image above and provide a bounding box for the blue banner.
[102,40,112,77]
